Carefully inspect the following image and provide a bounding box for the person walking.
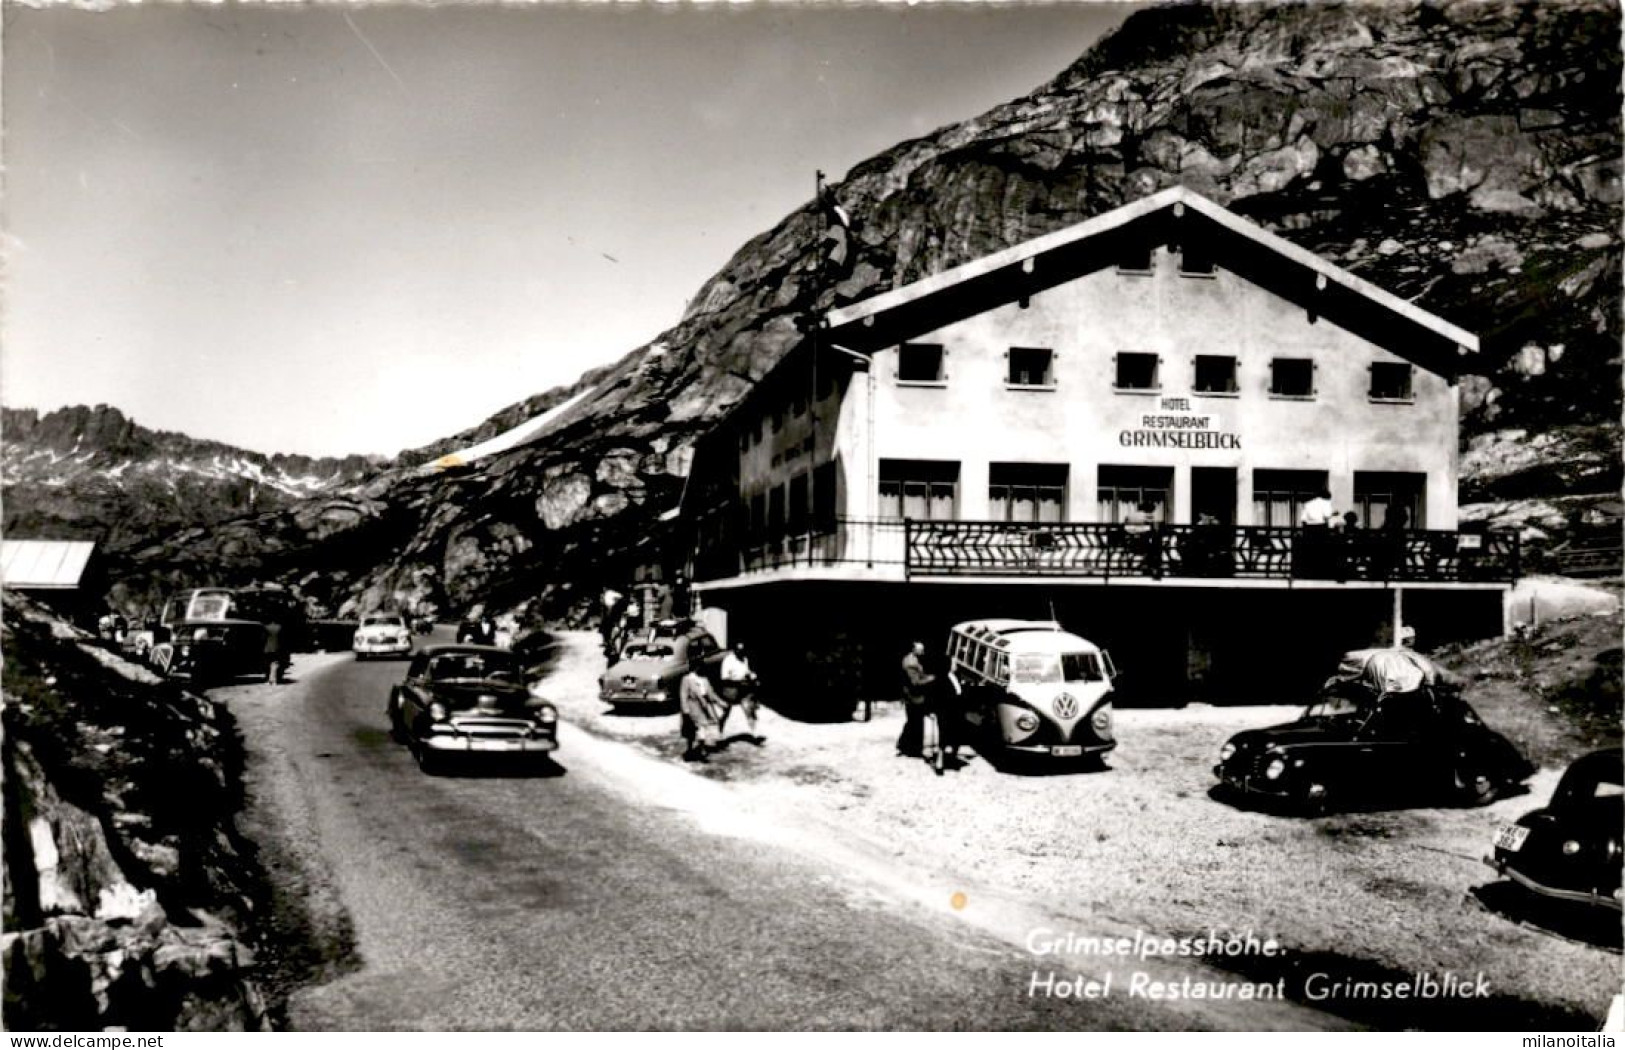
[718,642,763,744]
[679,665,725,763]
[896,641,936,758]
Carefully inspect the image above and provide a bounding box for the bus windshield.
[1011,652,1104,684]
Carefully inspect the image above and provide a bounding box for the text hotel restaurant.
[671,187,1519,706]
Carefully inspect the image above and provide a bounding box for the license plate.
[1494,825,1529,852]
[1051,745,1083,757]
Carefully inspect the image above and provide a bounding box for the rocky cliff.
[1,595,269,1030]
[2,406,381,552]
[84,0,1625,621]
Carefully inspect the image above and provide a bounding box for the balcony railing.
[905,520,1519,583]
[692,518,1520,584]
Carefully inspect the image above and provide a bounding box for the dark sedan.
[1485,749,1622,912]
[386,645,559,775]
[1214,648,1533,814]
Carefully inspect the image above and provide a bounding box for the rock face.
[78,0,1625,622]
[1,596,269,1031]
[2,405,380,552]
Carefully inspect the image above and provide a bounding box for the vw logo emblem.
[1053,693,1079,719]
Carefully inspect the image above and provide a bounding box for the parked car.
[354,612,414,660]
[385,645,558,775]
[145,586,309,684]
[1485,749,1622,912]
[149,617,270,685]
[598,620,724,709]
[944,619,1118,765]
[1213,647,1533,814]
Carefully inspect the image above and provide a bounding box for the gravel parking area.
[543,631,1619,1028]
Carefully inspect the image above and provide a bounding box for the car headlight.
[1264,757,1286,780]
[1562,840,1582,855]
[1220,742,1237,762]
[535,707,558,725]
[1014,712,1040,733]
[1091,706,1112,733]
[429,701,450,722]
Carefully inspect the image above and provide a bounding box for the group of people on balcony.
[1116,490,1415,581]
[1294,489,1410,581]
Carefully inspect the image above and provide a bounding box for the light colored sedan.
[354,612,414,660]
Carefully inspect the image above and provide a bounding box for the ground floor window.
[1353,472,1425,529]
[989,463,1067,522]
[1097,465,1172,523]
[878,459,959,520]
[1252,469,1327,527]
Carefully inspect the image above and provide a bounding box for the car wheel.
[1296,779,1331,816]
[1454,766,1499,807]
[415,745,443,776]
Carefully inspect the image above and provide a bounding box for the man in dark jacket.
[896,641,936,758]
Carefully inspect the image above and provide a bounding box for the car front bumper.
[601,687,670,704]
[422,734,558,754]
[1214,765,1295,798]
[1002,741,1117,757]
[355,639,413,655]
[1483,855,1624,911]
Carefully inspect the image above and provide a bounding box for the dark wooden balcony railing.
[904,521,1520,583]
[691,518,1520,584]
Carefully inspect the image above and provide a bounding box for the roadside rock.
[2,596,270,1031]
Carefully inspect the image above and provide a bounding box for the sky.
[3,1,1136,457]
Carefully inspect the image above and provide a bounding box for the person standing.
[1297,489,1336,577]
[896,641,936,758]
[718,642,763,744]
[263,620,287,684]
[1124,500,1162,579]
[600,586,624,652]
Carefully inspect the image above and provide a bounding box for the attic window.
[1180,242,1216,277]
[1369,362,1414,402]
[1117,243,1153,274]
[898,343,945,384]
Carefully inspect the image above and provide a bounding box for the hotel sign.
[1119,396,1241,449]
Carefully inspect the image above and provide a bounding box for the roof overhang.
[1,540,97,590]
[823,186,1477,378]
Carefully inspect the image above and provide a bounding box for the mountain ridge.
[9,0,1617,619]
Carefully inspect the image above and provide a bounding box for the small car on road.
[386,645,559,774]
[1485,748,1622,912]
[1214,647,1533,814]
[354,612,414,660]
[598,620,723,709]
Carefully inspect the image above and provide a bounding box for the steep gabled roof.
[823,186,1477,376]
[1,540,97,589]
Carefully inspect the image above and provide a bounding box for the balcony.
[904,520,1519,583]
[694,518,1520,586]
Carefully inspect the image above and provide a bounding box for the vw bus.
[946,619,1117,762]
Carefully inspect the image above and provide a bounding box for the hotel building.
[674,188,1518,705]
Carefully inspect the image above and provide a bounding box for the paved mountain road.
[222,641,1338,1031]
